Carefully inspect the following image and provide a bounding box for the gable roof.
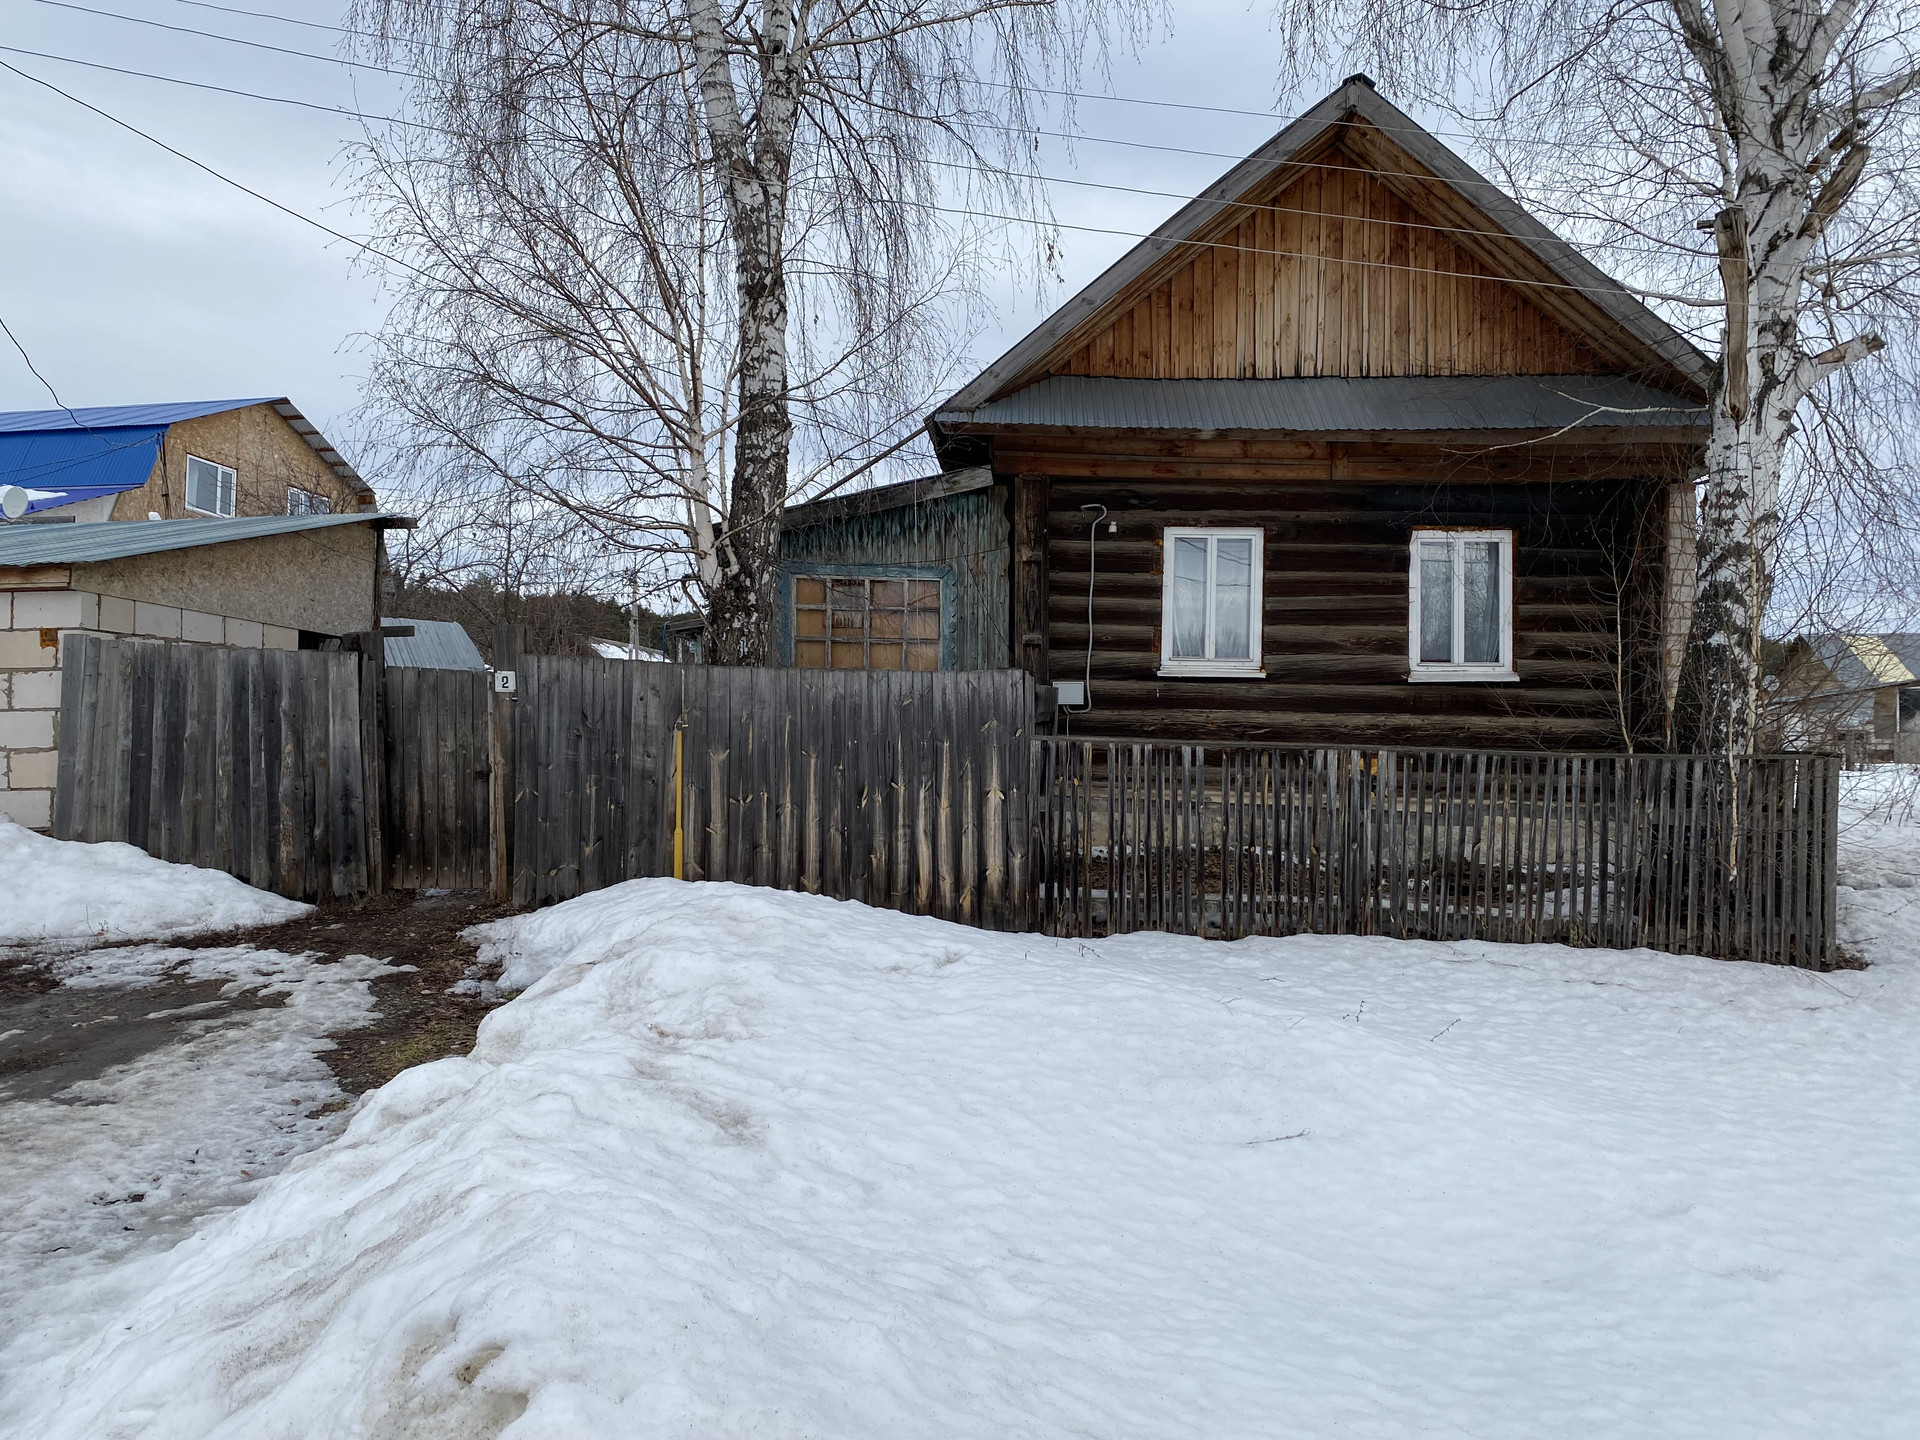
[933,76,1712,425]
[0,512,412,569]
[0,398,375,507]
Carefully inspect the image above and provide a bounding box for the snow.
[0,818,310,949]
[0,945,397,1387]
[4,802,1918,1436]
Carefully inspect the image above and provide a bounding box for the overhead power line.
[29,0,423,78]
[0,37,1701,273]
[0,58,436,282]
[143,0,1588,155]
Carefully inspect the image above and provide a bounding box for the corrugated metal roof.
[936,375,1707,432]
[0,398,376,503]
[383,618,486,670]
[0,512,410,568]
[0,426,165,512]
[0,399,279,434]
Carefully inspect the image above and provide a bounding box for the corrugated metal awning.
[0,512,413,567]
[383,618,486,670]
[935,375,1708,433]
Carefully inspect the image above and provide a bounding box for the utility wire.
[0,40,1705,277]
[29,0,423,78]
[39,0,1630,194]
[144,0,1591,155]
[0,54,1715,315]
[0,58,437,282]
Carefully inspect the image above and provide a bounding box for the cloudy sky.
[0,1,1430,465]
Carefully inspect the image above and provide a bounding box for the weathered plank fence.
[1037,741,1842,968]
[53,633,376,901]
[49,636,1843,968]
[508,658,1039,927]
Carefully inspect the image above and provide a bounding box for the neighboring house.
[1773,634,1920,763]
[384,617,487,670]
[0,512,412,829]
[0,398,373,521]
[785,77,1712,749]
[590,638,668,662]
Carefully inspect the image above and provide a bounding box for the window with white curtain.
[1408,529,1516,681]
[1159,527,1264,677]
[185,455,236,516]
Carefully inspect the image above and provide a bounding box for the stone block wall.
[0,588,299,829]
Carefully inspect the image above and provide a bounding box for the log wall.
[1007,436,1683,749]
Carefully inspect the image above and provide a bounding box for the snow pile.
[6,859,1917,1439]
[0,818,309,949]
[0,946,396,1382]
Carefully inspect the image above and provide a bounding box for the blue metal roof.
[0,512,411,567]
[0,399,279,434]
[0,426,165,514]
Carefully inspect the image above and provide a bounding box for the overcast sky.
[0,1,1424,467]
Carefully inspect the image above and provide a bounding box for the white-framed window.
[287,487,332,516]
[185,455,237,516]
[1408,529,1517,682]
[1158,527,1264,677]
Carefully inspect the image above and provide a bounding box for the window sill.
[1407,668,1519,684]
[1157,662,1266,680]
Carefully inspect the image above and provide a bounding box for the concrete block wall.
[0,588,300,830]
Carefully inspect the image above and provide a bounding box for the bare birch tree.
[351,0,1144,663]
[1268,0,1920,754]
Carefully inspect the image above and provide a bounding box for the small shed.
[383,618,487,671]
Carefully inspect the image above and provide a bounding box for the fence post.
[489,624,525,904]
[356,630,389,895]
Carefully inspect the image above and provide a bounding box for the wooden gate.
[1037,742,1842,968]
[381,665,492,890]
[53,633,376,902]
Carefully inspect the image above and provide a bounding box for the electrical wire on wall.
[1060,503,1108,736]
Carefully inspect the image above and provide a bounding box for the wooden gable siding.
[1049,149,1605,382]
[1028,441,1675,749]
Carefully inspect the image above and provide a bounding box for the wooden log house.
[783,77,1711,749]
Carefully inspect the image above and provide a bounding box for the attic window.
[793,576,941,670]
[1408,529,1517,682]
[185,456,236,517]
[1159,528,1265,678]
[287,487,332,516]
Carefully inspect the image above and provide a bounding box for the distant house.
[590,638,667,662]
[1774,634,1920,763]
[384,618,486,670]
[0,399,374,521]
[779,77,1711,749]
[1,399,407,829]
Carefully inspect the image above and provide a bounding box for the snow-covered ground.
[0,817,310,949]
[2,783,1916,1437]
[0,945,396,1384]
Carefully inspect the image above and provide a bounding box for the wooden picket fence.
[1036,741,1842,968]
